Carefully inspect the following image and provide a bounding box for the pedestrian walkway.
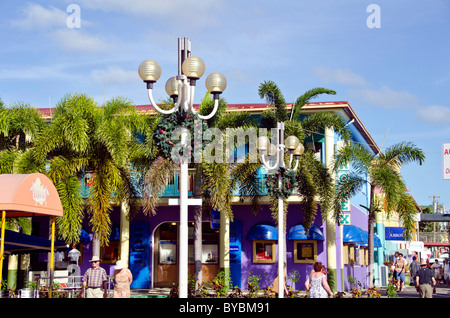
[129,285,450,298]
[378,284,450,298]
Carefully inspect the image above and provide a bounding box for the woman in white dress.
[305,262,334,298]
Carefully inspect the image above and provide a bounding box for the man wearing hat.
[415,259,436,298]
[81,256,108,298]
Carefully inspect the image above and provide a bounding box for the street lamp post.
[257,122,304,298]
[138,38,226,298]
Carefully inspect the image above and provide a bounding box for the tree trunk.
[368,185,376,288]
[194,207,202,292]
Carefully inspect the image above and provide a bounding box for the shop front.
[152,221,220,287]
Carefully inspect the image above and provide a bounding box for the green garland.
[154,111,208,159]
[265,168,298,198]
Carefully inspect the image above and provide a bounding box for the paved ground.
[377,283,450,298]
[130,284,450,298]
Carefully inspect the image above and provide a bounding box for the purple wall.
[50,202,370,292]
[342,205,370,289]
[233,204,326,291]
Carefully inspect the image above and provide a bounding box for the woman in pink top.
[113,260,133,298]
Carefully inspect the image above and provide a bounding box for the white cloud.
[76,0,223,28]
[91,66,137,85]
[416,105,450,125]
[50,29,115,54]
[349,85,419,110]
[313,67,450,125]
[313,67,369,87]
[0,64,73,81]
[11,3,67,30]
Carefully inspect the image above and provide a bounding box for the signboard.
[211,209,220,229]
[340,213,351,225]
[230,221,242,288]
[337,172,350,184]
[341,199,351,212]
[408,241,424,253]
[444,142,450,180]
[385,227,404,241]
[336,152,351,212]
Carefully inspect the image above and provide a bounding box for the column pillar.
[325,127,337,292]
[120,200,130,266]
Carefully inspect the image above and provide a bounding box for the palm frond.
[230,151,263,215]
[396,193,418,241]
[290,87,336,121]
[202,162,233,220]
[258,80,288,123]
[302,112,351,141]
[380,141,425,168]
[54,175,84,244]
[142,156,176,216]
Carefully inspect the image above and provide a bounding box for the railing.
[418,232,449,244]
[81,168,270,199]
[31,275,113,298]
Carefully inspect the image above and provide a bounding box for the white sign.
[340,213,351,225]
[29,177,49,206]
[341,199,351,212]
[338,172,350,184]
[444,142,450,180]
[408,241,424,253]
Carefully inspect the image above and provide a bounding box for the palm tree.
[142,92,260,292]
[334,141,425,287]
[0,99,45,289]
[34,93,147,247]
[257,80,350,230]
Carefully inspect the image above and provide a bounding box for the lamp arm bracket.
[147,89,179,115]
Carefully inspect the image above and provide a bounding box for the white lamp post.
[257,122,304,298]
[139,38,226,298]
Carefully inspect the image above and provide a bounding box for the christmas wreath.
[154,111,208,159]
[265,168,298,198]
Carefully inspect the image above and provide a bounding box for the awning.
[246,223,278,240]
[287,224,325,241]
[3,229,67,255]
[0,173,63,217]
[343,225,381,247]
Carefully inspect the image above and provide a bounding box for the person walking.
[394,253,407,292]
[442,258,450,287]
[81,256,108,298]
[305,261,333,298]
[113,260,133,298]
[409,256,421,286]
[415,260,436,298]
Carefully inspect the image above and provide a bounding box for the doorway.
[153,221,220,287]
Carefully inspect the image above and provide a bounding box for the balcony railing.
[80,168,270,199]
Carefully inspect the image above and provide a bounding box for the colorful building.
[20,100,408,293]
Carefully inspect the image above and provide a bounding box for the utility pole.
[429,196,440,243]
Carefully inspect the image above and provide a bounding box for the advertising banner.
[385,227,404,241]
[443,142,450,180]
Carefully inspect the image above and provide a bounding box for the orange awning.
[0,173,63,217]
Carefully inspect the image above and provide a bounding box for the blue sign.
[385,227,404,241]
[130,222,151,289]
[230,221,241,288]
[211,209,220,229]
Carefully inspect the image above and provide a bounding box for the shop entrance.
[153,221,220,287]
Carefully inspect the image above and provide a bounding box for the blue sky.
[1,0,449,209]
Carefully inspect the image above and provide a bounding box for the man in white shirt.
[68,244,81,264]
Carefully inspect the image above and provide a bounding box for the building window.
[253,240,276,263]
[100,241,120,263]
[343,244,357,265]
[294,240,317,263]
[360,247,368,265]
